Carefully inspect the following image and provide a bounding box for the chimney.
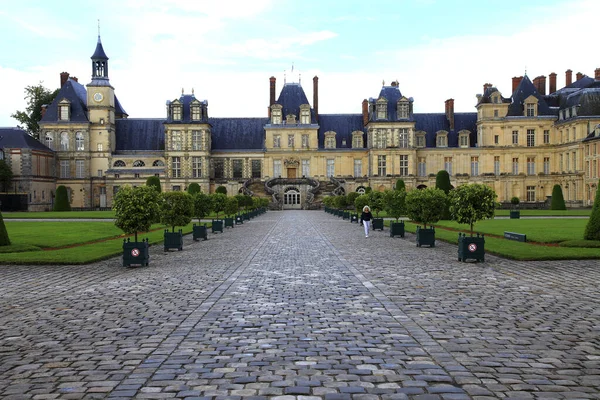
[576,72,583,81]
[391,81,397,87]
[445,99,455,130]
[269,76,276,117]
[41,104,48,119]
[595,68,600,80]
[362,99,369,127]
[483,83,492,94]
[512,76,523,93]
[313,76,319,122]
[71,76,78,82]
[533,76,546,95]
[60,72,69,87]
[549,72,557,94]
[566,69,572,86]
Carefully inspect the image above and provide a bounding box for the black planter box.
[224,217,235,228]
[372,218,384,231]
[235,215,244,224]
[342,211,350,220]
[123,238,149,267]
[458,233,485,262]
[510,210,520,219]
[212,220,224,233]
[390,221,405,238]
[193,224,208,241]
[164,229,183,252]
[416,226,435,247]
[350,214,359,223]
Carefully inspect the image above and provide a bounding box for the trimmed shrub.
[395,179,405,191]
[160,192,194,232]
[146,176,162,192]
[333,195,348,210]
[435,170,451,220]
[0,211,11,246]
[550,185,566,210]
[511,197,520,208]
[215,186,227,195]
[346,192,360,211]
[187,183,201,195]
[584,181,600,240]
[53,185,71,211]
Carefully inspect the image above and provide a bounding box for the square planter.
[390,221,405,238]
[510,210,520,219]
[224,217,235,228]
[164,229,183,251]
[342,211,350,220]
[372,218,384,231]
[416,226,435,247]
[235,215,244,225]
[193,223,208,241]
[458,233,485,262]
[212,220,224,233]
[123,238,149,267]
[350,214,359,223]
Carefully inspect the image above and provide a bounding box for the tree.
[146,176,162,193]
[405,188,447,228]
[12,83,59,139]
[114,186,160,242]
[0,160,13,192]
[584,181,600,240]
[368,191,384,217]
[0,211,11,246]
[159,192,194,232]
[435,170,452,220]
[333,195,348,210]
[449,184,497,236]
[354,194,369,213]
[347,192,360,211]
[53,185,71,211]
[215,186,227,195]
[322,196,334,208]
[210,193,227,218]
[384,189,406,221]
[187,183,201,195]
[395,179,405,191]
[192,192,212,222]
[550,185,566,210]
[224,196,239,217]
[511,197,520,208]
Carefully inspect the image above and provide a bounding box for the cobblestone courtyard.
[1,211,599,399]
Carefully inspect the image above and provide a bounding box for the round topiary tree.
[0,211,11,246]
[146,176,162,193]
[405,187,447,228]
[224,196,239,217]
[550,184,566,210]
[435,170,452,220]
[322,196,334,208]
[192,192,211,222]
[215,186,227,195]
[368,191,385,217]
[511,196,520,209]
[354,194,369,213]
[584,181,600,240]
[384,189,406,221]
[53,185,71,211]
[346,192,360,211]
[114,185,160,242]
[160,192,194,232]
[333,195,348,210]
[187,183,201,195]
[395,179,405,191]
[210,193,227,218]
[449,184,497,236]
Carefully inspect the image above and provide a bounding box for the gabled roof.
[0,127,53,152]
[275,83,314,122]
[209,118,267,150]
[317,114,366,149]
[508,75,553,116]
[115,119,165,151]
[374,85,406,120]
[40,78,89,123]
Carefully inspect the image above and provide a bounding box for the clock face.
[93,92,104,102]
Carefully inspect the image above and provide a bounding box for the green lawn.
[493,209,591,216]
[3,210,116,219]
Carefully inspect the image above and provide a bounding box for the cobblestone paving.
[0,211,598,399]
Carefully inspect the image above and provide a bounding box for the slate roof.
[508,75,554,116]
[0,127,53,152]
[478,86,510,105]
[317,114,366,149]
[414,113,478,148]
[115,95,128,117]
[209,118,267,150]
[275,83,315,123]
[91,36,108,60]
[166,94,208,123]
[40,78,89,123]
[115,119,165,151]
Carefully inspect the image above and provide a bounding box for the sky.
[1,0,599,127]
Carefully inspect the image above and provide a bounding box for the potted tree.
[449,184,497,262]
[347,192,360,222]
[224,196,239,228]
[334,195,349,218]
[405,187,447,247]
[510,196,520,219]
[114,185,160,267]
[160,191,194,252]
[192,192,211,241]
[210,193,227,233]
[369,191,385,231]
[384,189,406,238]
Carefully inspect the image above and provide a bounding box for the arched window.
[113,160,126,167]
[45,133,54,150]
[75,132,84,151]
[133,160,145,167]
[60,132,69,151]
[152,160,165,167]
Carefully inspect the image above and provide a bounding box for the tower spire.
[91,26,110,83]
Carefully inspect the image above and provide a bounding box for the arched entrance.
[283,187,301,209]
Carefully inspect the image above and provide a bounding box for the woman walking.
[360,205,373,238]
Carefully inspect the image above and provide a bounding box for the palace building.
[4,36,600,211]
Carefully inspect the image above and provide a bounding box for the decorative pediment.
[284,157,300,167]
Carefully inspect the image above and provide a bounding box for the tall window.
[543,157,550,174]
[494,135,499,144]
[354,159,362,178]
[512,158,519,175]
[572,152,577,171]
[377,155,387,176]
[527,157,535,175]
[416,134,425,148]
[76,132,84,151]
[171,156,181,178]
[471,156,479,176]
[232,159,243,179]
[45,133,54,150]
[300,108,310,124]
[543,130,550,144]
[376,101,387,120]
[460,134,469,147]
[399,155,408,176]
[214,159,224,179]
[192,156,202,178]
[512,130,518,145]
[566,152,570,171]
[418,157,426,177]
[302,134,309,149]
[560,154,563,171]
[192,130,202,150]
[352,133,363,148]
[494,156,500,176]
[594,159,598,179]
[60,132,69,151]
[59,105,69,121]
[437,134,447,148]
[325,136,336,149]
[398,101,409,119]
[526,103,535,117]
[171,130,182,150]
[444,157,452,175]
[326,159,335,177]
[173,106,182,120]
[527,186,536,202]
[527,129,535,147]
[302,159,310,177]
[273,160,282,177]
[191,106,200,121]
[75,160,85,178]
[398,128,409,148]
[375,130,387,148]
[273,135,281,148]
[251,160,261,178]
[60,160,70,178]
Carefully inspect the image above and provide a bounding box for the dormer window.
[191,105,201,121]
[173,105,182,120]
[352,131,364,148]
[376,99,387,120]
[58,99,70,121]
[415,131,426,148]
[436,130,448,148]
[459,130,470,148]
[526,103,536,117]
[286,114,297,124]
[271,104,282,124]
[324,131,336,149]
[300,105,310,124]
[397,99,409,119]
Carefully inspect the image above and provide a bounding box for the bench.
[504,231,526,242]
